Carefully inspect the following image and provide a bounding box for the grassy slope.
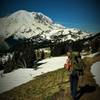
[0,54,100,100]
[0,68,69,100]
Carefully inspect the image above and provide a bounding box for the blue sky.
[0,0,100,33]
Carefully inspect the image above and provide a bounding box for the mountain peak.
[0,10,90,41]
[8,10,31,18]
[31,12,53,24]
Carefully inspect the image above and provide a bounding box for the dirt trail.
[51,54,100,100]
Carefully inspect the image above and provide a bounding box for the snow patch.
[91,62,100,86]
[81,52,99,59]
[0,56,66,94]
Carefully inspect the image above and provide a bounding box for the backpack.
[72,55,84,76]
[64,57,72,71]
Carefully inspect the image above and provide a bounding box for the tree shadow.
[77,84,96,100]
[33,62,47,70]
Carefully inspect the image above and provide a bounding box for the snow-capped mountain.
[44,28,90,42]
[0,10,91,41]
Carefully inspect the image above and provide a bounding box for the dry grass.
[0,68,69,100]
[0,54,100,100]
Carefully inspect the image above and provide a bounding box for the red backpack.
[64,57,72,71]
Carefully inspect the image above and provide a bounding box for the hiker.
[64,51,84,100]
[75,53,85,88]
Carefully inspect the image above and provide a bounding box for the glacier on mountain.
[0,10,91,41]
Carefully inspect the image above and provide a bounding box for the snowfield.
[0,56,66,94]
[81,52,99,59]
[0,53,99,94]
[91,61,100,86]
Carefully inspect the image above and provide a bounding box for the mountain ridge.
[0,10,91,41]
